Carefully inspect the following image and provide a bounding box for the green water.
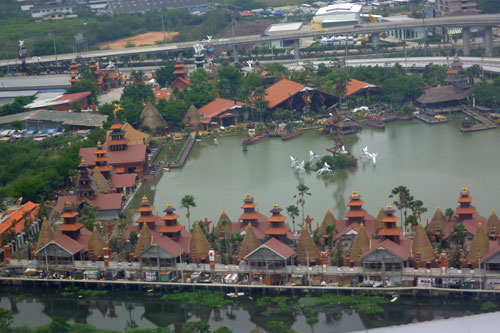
[128,118,500,229]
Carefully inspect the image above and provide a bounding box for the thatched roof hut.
[238,224,260,260]
[426,207,447,235]
[416,85,470,106]
[318,209,336,236]
[183,105,201,128]
[465,222,489,267]
[140,102,167,131]
[297,225,320,266]
[348,223,370,266]
[213,210,232,239]
[374,206,385,234]
[36,217,53,252]
[487,210,500,235]
[134,224,152,256]
[92,169,112,194]
[412,223,435,267]
[189,222,210,263]
[88,226,106,260]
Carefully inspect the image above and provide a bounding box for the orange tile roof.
[268,215,286,223]
[456,207,477,215]
[137,216,157,223]
[347,200,364,207]
[458,196,472,203]
[266,227,290,235]
[447,69,459,74]
[60,211,78,218]
[110,123,122,130]
[0,201,39,237]
[137,206,154,212]
[345,209,367,218]
[345,79,374,97]
[239,212,261,221]
[158,224,184,233]
[59,223,84,232]
[161,214,180,221]
[198,98,245,118]
[173,69,188,75]
[265,79,305,109]
[382,216,399,223]
[241,203,257,209]
[108,139,129,146]
[378,228,402,236]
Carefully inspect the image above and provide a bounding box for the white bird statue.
[309,150,320,163]
[340,146,348,155]
[366,152,377,165]
[290,155,298,168]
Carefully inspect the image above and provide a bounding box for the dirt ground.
[99,31,179,50]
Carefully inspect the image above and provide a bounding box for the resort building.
[23,92,91,112]
[197,98,244,127]
[265,203,295,243]
[139,102,168,134]
[234,193,269,240]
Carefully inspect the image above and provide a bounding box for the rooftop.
[0,110,107,128]
[265,22,303,33]
[315,3,362,16]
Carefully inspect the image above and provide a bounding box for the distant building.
[107,0,210,15]
[435,0,477,16]
[24,92,91,112]
[30,4,77,20]
[264,22,303,49]
[312,3,362,30]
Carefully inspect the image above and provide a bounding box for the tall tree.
[389,185,412,228]
[155,64,176,87]
[286,205,300,233]
[181,194,196,231]
[294,183,311,226]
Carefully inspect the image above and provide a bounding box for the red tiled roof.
[362,238,411,261]
[266,227,290,235]
[80,144,147,167]
[333,215,377,241]
[111,173,137,189]
[198,98,244,118]
[382,215,399,223]
[137,206,154,212]
[378,228,402,236]
[447,69,459,74]
[258,237,296,259]
[151,230,185,256]
[239,212,261,221]
[56,193,122,212]
[482,241,500,261]
[241,203,257,209]
[137,216,156,224]
[345,79,375,97]
[56,91,91,104]
[60,211,78,219]
[456,206,477,215]
[458,196,472,203]
[265,79,305,109]
[51,234,85,255]
[0,201,39,236]
[347,200,364,207]
[240,10,254,16]
[161,214,180,221]
[170,77,190,91]
[268,215,286,223]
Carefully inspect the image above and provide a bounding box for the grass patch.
[162,290,232,308]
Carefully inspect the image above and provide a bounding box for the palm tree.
[389,185,412,228]
[325,221,336,249]
[445,208,454,222]
[294,183,311,226]
[286,205,300,233]
[181,195,196,231]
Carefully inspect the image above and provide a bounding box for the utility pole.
[161,14,167,43]
[51,26,58,62]
[404,29,408,73]
[423,17,427,57]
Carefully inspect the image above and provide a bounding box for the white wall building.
[312,3,362,29]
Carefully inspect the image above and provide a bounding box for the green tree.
[445,208,455,221]
[448,247,462,268]
[181,194,196,231]
[155,64,176,87]
[130,70,145,84]
[70,101,82,112]
[286,205,300,233]
[294,183,311,226]
[65,79,100,104]
[389,185,412,228]
[452,223,468,249]
[267,321,297,333]
[423,63,447,86]
[121,84,155,104]
[214,326,232,333]
[10,120,23,132]
[217,65,243,99]
[326,221,336,249]
[129,231,138,247]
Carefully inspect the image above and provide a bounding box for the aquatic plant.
[306,317,319,325]
[257,296,298,316]
[297,294,388,315]
[266,321,298,333]
[162,290,232,308]
[480,300,498,311]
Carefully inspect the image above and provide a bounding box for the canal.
[129,117,500,229]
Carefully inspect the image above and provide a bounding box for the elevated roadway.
[0,14,499,67]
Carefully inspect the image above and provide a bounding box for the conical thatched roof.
[426,207,447,234]
[348,223,370,265]
[318,209,336,236]
[182,105,201,127]
[375,206,385,233]
[189,222,210,263]
[92,169,112,194]
[139,102,167,131]
[134,224,152,256]
[36,217,53,252]
[88,227,106,259]
[214,210,232,239]
[238,224,260,260]
[412,223,435,264]
[465,222,489,265]
[297,225,320,265]
[487,210,500,234]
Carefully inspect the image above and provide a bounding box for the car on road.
[218,38,229,42]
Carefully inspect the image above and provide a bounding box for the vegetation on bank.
[162,290,232,308]
[0,128,106,203]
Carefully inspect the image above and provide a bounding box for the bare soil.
[99,31,179,50]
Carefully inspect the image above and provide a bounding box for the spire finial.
[462,186,468,192]
[352,189,358,196]
[273,203,278,209]
[81,158,86,164]
[387,204,392,211]
[167,203,172,209]
[246,193,251,199]
[65,201,71,207]
[303,224,307,230]
[142,195,148,203]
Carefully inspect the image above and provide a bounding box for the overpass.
[0,14,499,68]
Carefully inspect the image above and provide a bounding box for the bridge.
[0,14,499,68]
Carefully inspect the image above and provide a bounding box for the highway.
[0,14,499,67]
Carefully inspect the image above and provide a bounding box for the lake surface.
[128,117,500,229]
[0,286,491,332]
